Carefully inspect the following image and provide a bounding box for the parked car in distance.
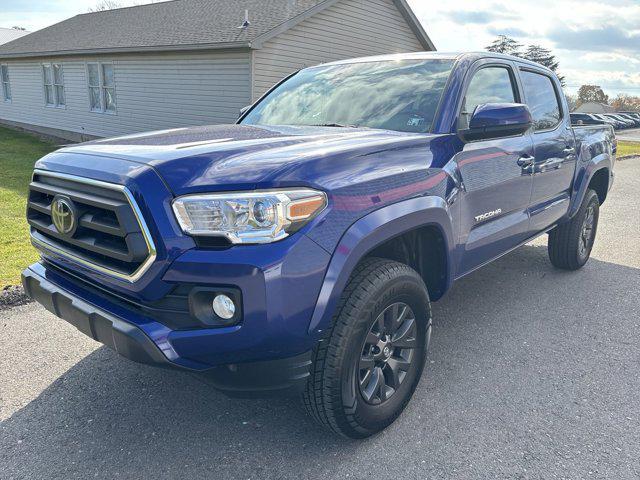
[617,113,640,128]
[592,113,624,129]
[604,113,635,129]
[619,111,640,122]
[22,52,616,438]
[570,113,607,126]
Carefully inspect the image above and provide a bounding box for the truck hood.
[54,124,435,195]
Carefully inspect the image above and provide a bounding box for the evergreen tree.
[522,45,565,85]
[485,35,523,56]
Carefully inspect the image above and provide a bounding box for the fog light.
[212,294,236,320]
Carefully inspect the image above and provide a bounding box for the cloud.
[443,9,518,25]
[408,0,640,96]
[444,11,494,24]
[487,26,529,38]
[580,52,640,66]
[548,25,640,53]
[562,68,640,95]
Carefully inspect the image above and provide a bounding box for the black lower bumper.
[22,266,312,397]
[22,267,170,368]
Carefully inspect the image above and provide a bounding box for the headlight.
[172,189,327,244]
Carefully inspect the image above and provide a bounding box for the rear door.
[454,60,535,275]
[519,68,576,232]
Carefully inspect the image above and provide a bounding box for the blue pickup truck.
[22,52,615,438]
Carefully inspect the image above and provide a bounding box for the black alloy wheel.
[358,302,417,405]
[578,202,597,261]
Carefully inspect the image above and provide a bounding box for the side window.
[87,62,117,113]
[1,64,11,102]
[42,63,65,107]
[461,66,517,128]
[520,70,561,131]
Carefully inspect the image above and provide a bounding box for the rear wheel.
[302,258,431,438]
[548,189,600,270]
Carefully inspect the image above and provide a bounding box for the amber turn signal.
[287,195,326,221]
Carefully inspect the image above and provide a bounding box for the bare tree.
[565,94,578,112]
[88,1,163,12]
[88,0,123,12]
[12,26,27,31]
[611,94,640,112]
[577,85,609,106]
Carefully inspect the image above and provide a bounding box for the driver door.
[453,61,535,275]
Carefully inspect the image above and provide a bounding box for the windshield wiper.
[308,123,360,128]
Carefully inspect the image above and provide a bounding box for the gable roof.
[0,27,30,46]
[0,0,434,59]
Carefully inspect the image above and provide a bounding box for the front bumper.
[22,265,313,396]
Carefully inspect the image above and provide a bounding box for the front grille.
[27,170,155,281]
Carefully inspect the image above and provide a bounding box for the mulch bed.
[0,285,31,311]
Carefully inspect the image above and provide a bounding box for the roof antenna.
[238,9,250,29]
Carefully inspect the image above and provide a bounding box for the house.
[0,27,30,46]
[0,0,434,142]
[574,102,615,114]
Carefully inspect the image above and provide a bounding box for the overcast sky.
[1,0,639,97]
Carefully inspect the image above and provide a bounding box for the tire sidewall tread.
[303,258,431,438]
[548,189,600,270]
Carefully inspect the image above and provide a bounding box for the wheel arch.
[588,168,610,204]
[307,196,454,337]
[569,155,612,218]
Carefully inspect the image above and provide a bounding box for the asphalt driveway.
[617,128,640,142]
[1,159,639,479]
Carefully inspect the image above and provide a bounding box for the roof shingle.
[0,0,326,58]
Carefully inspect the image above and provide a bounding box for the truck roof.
[320,51,555,75]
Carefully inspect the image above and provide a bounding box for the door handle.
[517,154,535,167]
[539,158,563,171]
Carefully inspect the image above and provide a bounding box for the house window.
[87,63,116,113]
[1,65,10,102]
[42,63,65,107]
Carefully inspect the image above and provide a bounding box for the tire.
[302,258,432,438]
[548,189,600,270]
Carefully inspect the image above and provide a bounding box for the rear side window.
[461,66,516,128]
[520,70,562,131]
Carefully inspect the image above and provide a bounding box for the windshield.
[241,59,455,133]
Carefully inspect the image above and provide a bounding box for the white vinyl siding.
[1,64,10,101]
[0,50,251,139]
[0,0,427,139]
[251,0,426,100]
[42,63,65,107]
[87,62,116,113]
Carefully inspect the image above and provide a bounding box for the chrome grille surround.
[28,169,157,283]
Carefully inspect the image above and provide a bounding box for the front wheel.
[302,258,431,438]
[548,189,600,270]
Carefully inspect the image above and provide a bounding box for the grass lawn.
[0,127,58,287]
[618,141,640,157]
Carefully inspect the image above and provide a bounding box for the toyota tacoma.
[22,52,615,438]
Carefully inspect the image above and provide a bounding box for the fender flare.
[568,154,613,218]
[307,195,455,336]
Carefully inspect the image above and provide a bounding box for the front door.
[454,62,535,275]
[519,68,576,232]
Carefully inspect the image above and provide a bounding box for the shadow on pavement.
[2,244,639,479]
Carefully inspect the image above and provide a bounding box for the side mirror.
[238,105,251,119]
[459,103,532,142]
